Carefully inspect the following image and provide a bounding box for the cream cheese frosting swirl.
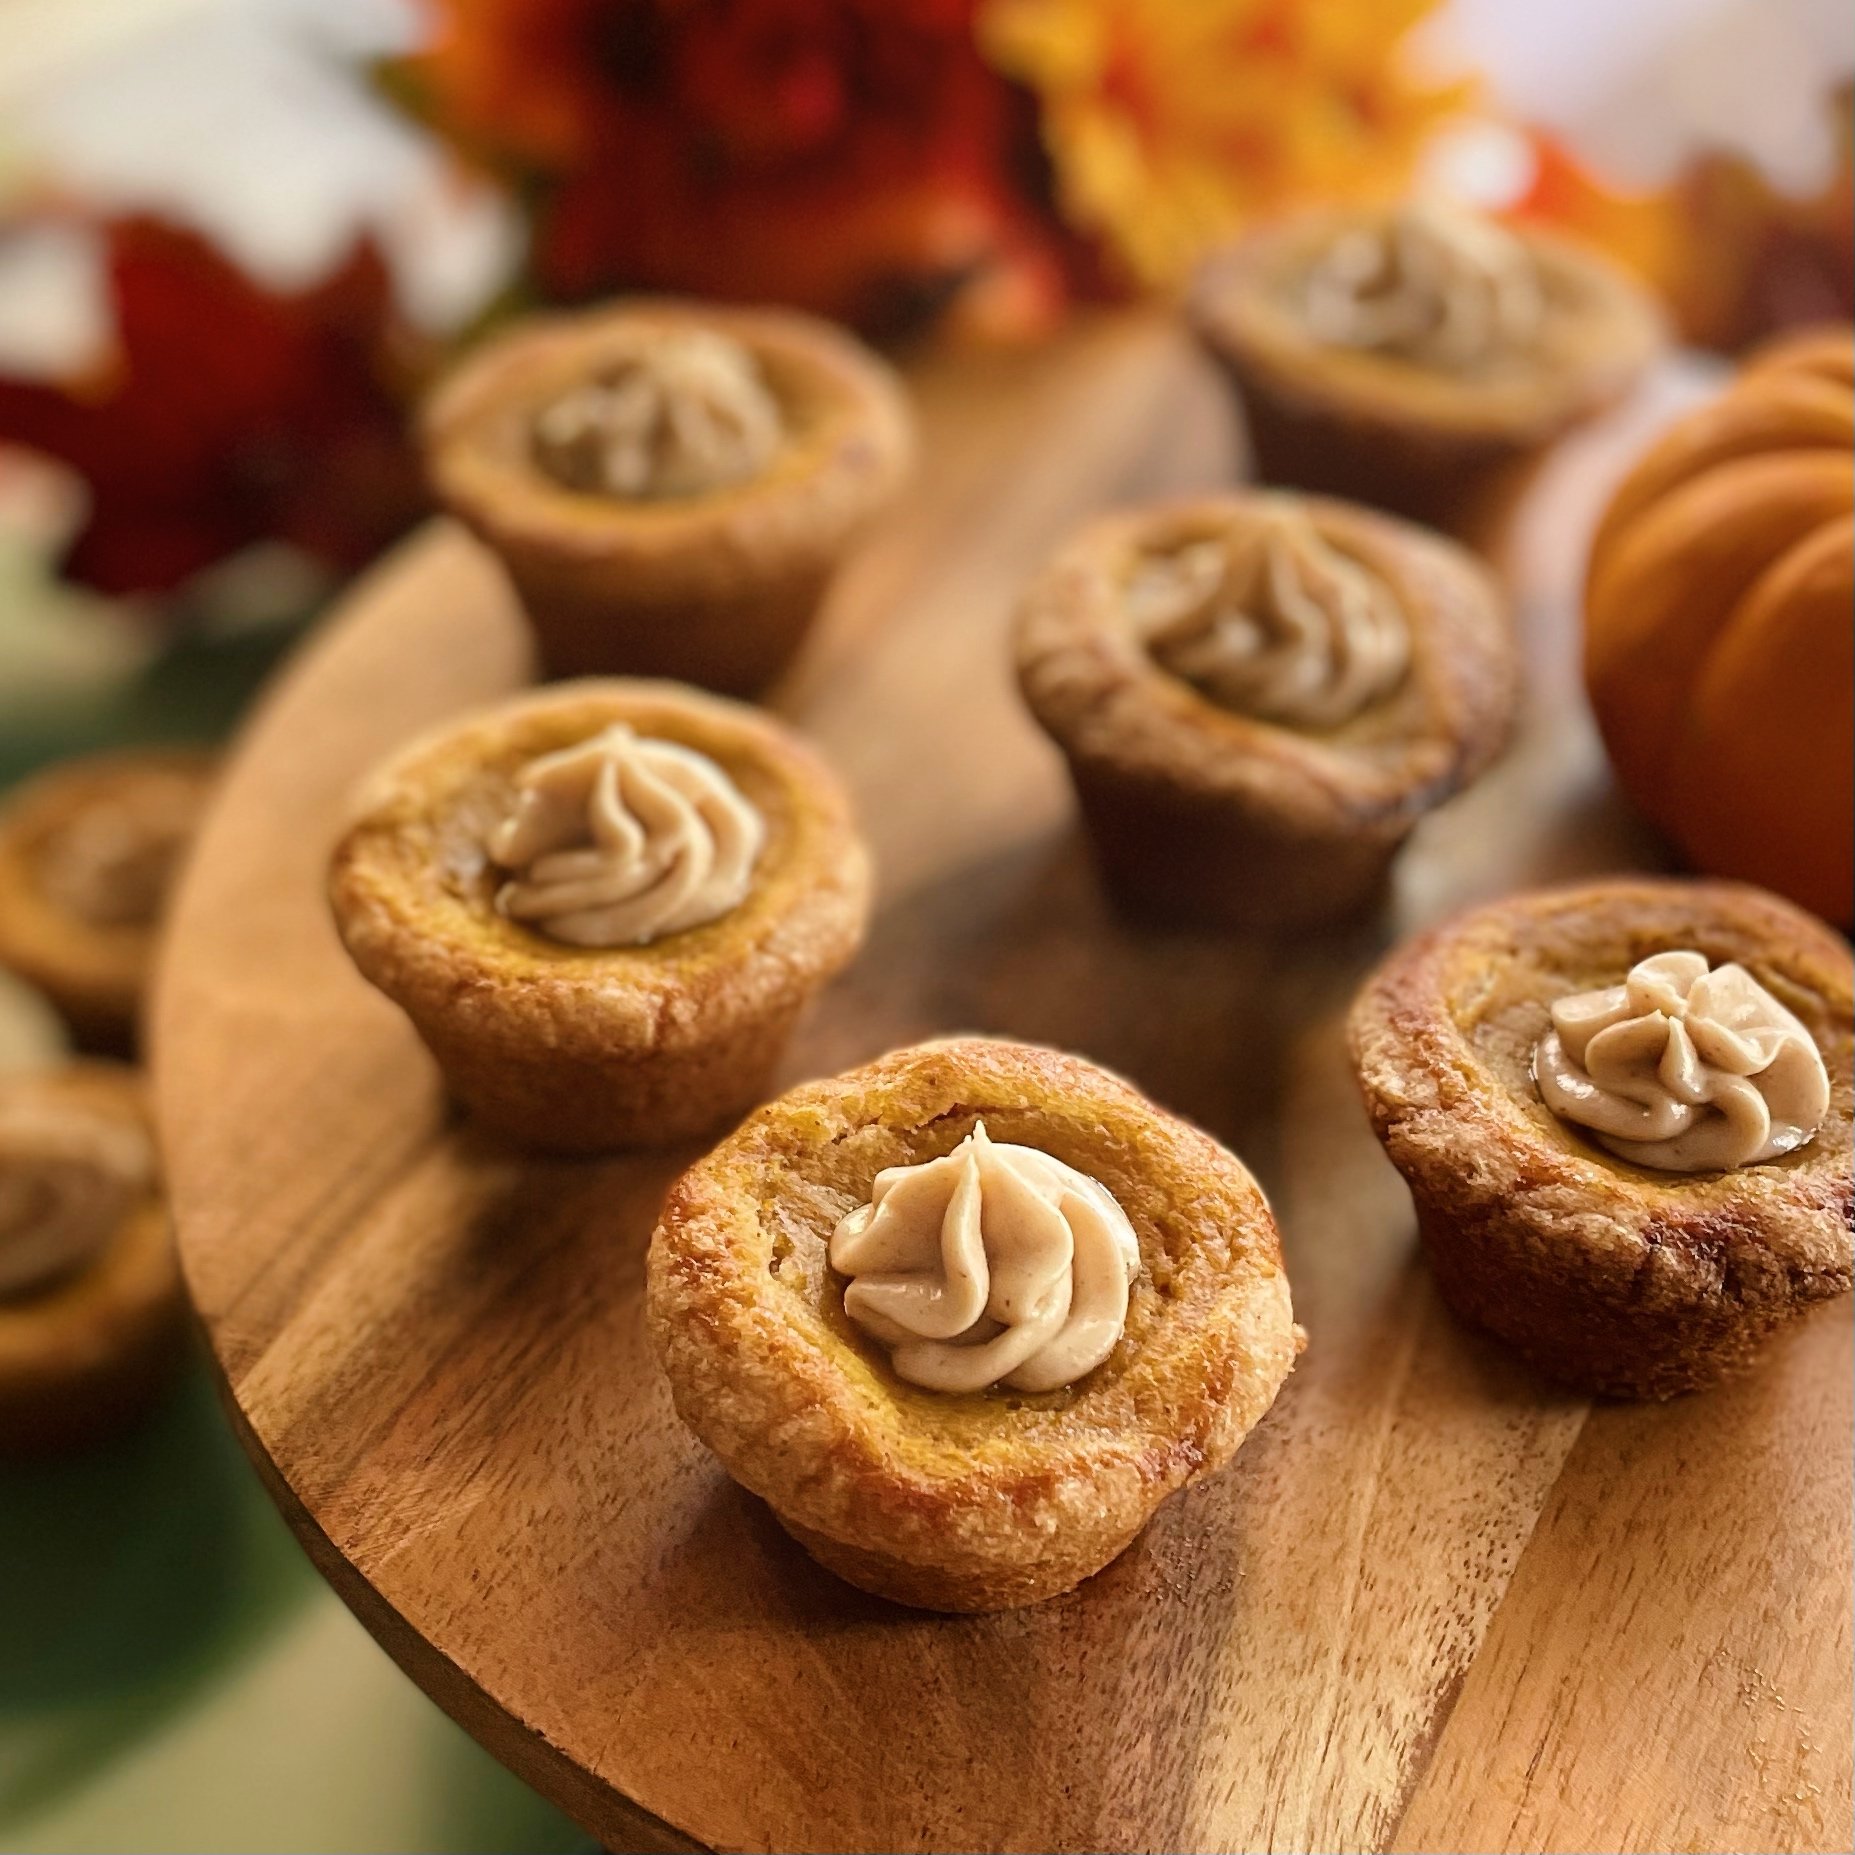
[1302,200,1546,373]
[489,724,764,948]
[1129,501,1409,729]
[829,1119,1141,1395]
[531,328,784,500]
[0,1092,153,1298]
[1534,950,1830,1173]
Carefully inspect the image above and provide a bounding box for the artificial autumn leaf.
[0,217,424,596]
[395,0,1074,336]
[1516,98,1855,357]
[978,0,1468,286]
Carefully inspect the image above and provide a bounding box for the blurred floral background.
[1,0,1848,753]
[0,0,1848,1847]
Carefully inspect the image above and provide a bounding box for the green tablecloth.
[0,617,589,1854]
[1,1356,589,1854]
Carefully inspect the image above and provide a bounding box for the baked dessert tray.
[149,315,1850,1855]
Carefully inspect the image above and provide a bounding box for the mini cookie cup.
[422,299,914,693]
[328,680,871,1154]
[1190,210,1663,537]
[1014,494,1518,929]
[1348,877,1853,1398]
[647,1037,1301,1612]
[0,748,216,1051]
[0,1063,186,1454]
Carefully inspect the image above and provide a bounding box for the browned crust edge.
[1013,492,1519,925]
[327,679,872,1151]
[1347,876,1854,1397]
[0,748,218,1049]
[646,1036,1300,1610]
[422,297,915,608]
[0,1061,186,1451]
[1188,209,1666,443]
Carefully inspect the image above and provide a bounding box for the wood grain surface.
[150,315,1852,1855]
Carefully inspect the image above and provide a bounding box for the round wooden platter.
[152,317,1851,1855]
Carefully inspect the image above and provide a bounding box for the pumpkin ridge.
[1587,373,1853,573]
[1742,324,1855,390]
[1667,514,1854,921]
[1584,449,1855,805]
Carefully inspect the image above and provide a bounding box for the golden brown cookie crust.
[1192,209,1664,440]
[1015,493,1518,926]
[1189,210,1663,533]
[1349,877,1853,1398]
[0,1062,185,1452]
[328,679,871,1152]
[0,748,217,1051]
[422,299,914,688]
[647,1036,1300,1611]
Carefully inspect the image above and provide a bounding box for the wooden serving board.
[150,315,1852,1855]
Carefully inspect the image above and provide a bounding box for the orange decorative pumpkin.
[1585,325,1854,927]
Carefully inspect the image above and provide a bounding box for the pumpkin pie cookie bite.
[0,748,216,1049]
[422,299,914,693]
[328,679,870,1153]
[1349,877,1853,1399]
[1015,491,1517,928]
[647,1036,1301,1611]
[1190,199,1663,533]
[0,1061,185,1452]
